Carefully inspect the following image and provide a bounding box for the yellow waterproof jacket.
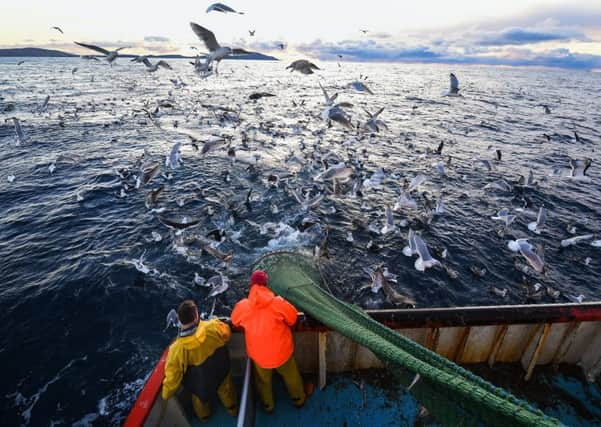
[162,318,231,400]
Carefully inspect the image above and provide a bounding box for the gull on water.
[413,233,440,272]
[402,229,418,257]
[569,158,592,180]
[394,192,417,211]
[322,104,353,129]
[491,208,516,227]
[190,23,256,74]
[165,142,182,169]
[350,80,374,94]
[527,207,547,234]
[561,234,594,247]
[507,239,545,273]
[5,117,27,144]
[206,3,244,14]
[380,206,396,235]
[74,42,129,64]
[363,107,387,133]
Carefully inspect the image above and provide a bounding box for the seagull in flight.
[141,58,172,72]
[248,30,256,37]
[74,42,128,64]
[51,26,64,34]
[286,59,320,75]
[360,29,369,34]
[206,3,244,14]
[442,73,461,96]
[189,22,256,74]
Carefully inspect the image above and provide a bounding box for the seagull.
[314,162,353,181]
[189,23,256,74]
[507,239,544,273]
[569,158,592,180]
[141,58,172,72]
[402,229,418,257]
[527,207,547,234]
[408,174,426,192]
[561,234,594,247]
[291,188,323,210]
[414,234,440,272]
[5,117,26,144]
[319,82,339,106]
[206,2,244,14]
[363,107,387,133]
[248,30,255,37]
[360,29,369,34]
[394,192,417,211]
[322,104,353,129]
[350,80,374,94]
[442,73,461,97]
[51,26,64,34]
[166,142,182,169]
[380,206,396,235]
[74,42,128,64]
[286,59,320,75]
[491,208,516,227]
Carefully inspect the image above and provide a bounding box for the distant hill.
[0,47,278,61]
[0,48,76,57]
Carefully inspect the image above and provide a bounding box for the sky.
[1,0,601,70]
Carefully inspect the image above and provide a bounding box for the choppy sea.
[1,58,600,425]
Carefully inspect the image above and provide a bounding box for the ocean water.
[0,57,600,425]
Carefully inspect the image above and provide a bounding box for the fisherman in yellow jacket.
[160,299,238,422]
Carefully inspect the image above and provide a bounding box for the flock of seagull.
[2,2,599,309]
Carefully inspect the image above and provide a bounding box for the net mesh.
[254,252,562,427]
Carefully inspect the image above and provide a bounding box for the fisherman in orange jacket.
[231,270,309,412]
[160,299,238,422]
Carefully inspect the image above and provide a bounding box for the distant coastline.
[0,47,278,61]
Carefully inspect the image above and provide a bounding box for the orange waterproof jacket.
[231,285,297,369]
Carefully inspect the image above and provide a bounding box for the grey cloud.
[475,27,590,46]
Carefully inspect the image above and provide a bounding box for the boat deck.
[182,365,601,427]
[189,370,423,427]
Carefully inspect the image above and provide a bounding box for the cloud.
[475,27,590,46]
[297,39,443,62]
[295,38,601,70]
[144,36,170,43]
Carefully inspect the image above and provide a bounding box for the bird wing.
[537,207,547,226]
[141,58,152,68]
[450,73,459,92]
[319,81,330,103]
[74,42,110,55]
[158,60,172,69]
[190,23,221,51]
[374,107,385,117]
[51,26,64,34]
[232,48,255,55]
[414,234,433,261]
[207,3,236,13]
